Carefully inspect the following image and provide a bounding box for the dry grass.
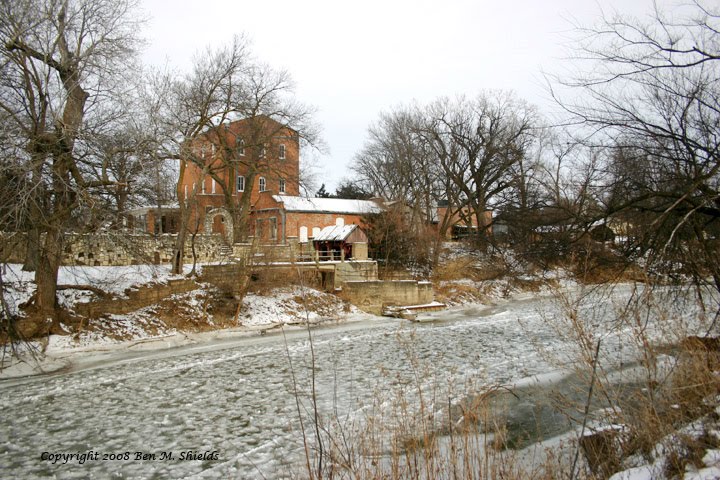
[247,267,322,295]
[432,256,508,283]
[565,241,645,285]
[433,282,491,305]
[290,330,585,480]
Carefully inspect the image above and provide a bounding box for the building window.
[260,146,266,158]
[211,178,216,194]
[201,176,206,194]
[279,144,286,160]
[259,177,266,192]
[237,138,245,156]
[237,175,245,192]
[279,178,286,193]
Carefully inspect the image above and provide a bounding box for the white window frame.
[279,144,286,160]
[237,175,245,192]
[259,177,266,192]
[201,176,206,194]
[211,178,216,194]
[237,139,245,156]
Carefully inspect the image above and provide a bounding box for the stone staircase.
[217,243,233,258]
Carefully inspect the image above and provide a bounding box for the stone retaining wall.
[0,232,362,269]
[200,263,248,296]
[62,234,228,266]
[340,280,434,315]
[334,261,379,285]
[1,232,231,266]
[73,278,199,318]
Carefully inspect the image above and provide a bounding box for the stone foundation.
[340,280,434,315]
[1,232,370,269]
[1,232,232,266]
[201,263,248,296]
[334,261,379,285]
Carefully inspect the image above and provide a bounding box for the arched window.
[259,177,266,192]
[299,226,308,243]
[237,138,245,156]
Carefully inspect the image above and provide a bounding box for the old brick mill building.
[129,115,380,247]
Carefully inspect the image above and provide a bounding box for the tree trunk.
[22,160,45,272]
[172,212,188,275]
[235,171,257,242]
[23,228,40,272]
[35,228,63,318]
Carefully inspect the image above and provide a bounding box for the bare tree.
[419,92,539,247]
[0,0,143,324]
[81,80,178,231]
[352,105,452,267]
[353,105,444,223]
[352,92,540,264]
[552,0,720,294]
[149,37,321,274]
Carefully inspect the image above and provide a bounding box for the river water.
[0,284,708,479]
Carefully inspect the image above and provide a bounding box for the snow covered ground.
[0,263,366,379]
[2,263,190,313]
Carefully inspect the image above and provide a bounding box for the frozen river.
[0,284,706,479]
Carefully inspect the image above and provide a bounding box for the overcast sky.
[141,0,675,193]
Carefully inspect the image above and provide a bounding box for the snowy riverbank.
[1,258,580,380]
[0,262,376,379]
[0,309,383,381]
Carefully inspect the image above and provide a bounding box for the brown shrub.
[433,255,508,283]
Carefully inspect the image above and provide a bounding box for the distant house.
[434,201,493,239]
[252,192,382,244]
[126,204,180,234]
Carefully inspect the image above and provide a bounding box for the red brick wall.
[284,212,367,240]
[178,116,301,232]
[252,200,369,244]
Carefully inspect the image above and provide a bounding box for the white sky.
[140,0,675,193]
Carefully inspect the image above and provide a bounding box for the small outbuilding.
[313,224,368,261]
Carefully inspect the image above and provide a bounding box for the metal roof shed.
[313,224,368,261]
